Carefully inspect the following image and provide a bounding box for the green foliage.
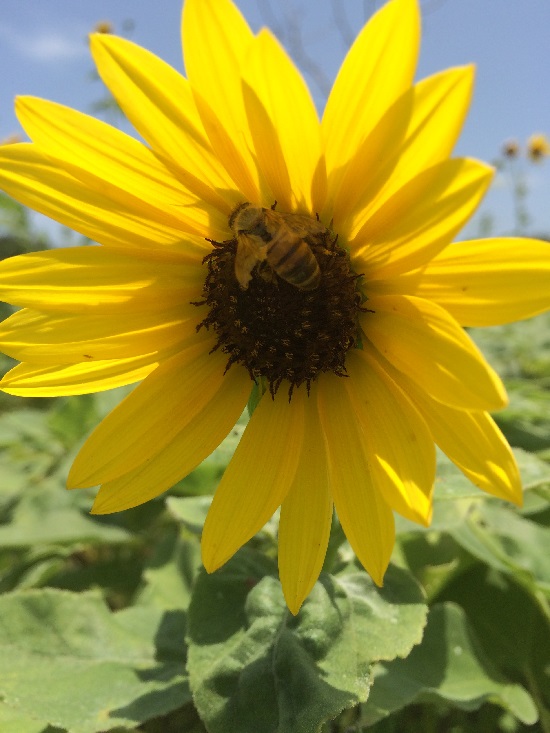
[186,555,426,733]
[0,589,189,733]
[360,603,538,727]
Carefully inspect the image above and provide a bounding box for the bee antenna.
[270,201,278,210]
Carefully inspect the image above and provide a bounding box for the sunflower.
[527,133,550,162]
[1,0,549,615]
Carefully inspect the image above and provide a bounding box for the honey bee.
[229,202,328,290]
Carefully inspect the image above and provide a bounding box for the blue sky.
[1,0,549,237]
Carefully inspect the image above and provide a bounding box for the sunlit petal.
[318,375,395,585]
[323,0,419,191]
[90,33,235,213]
[243,29,324,212]
[351,158,492,277]
[202,387,305,572]
[346,348,435,525]
[0,354,161,397]
[368,66,475,215]
[91,364,251,512]
[70,343,246,490]
[0,144,211,257]
[0,246,204,313]
[366,294,508,410]
[386,367,522,505]
[0,307,199,364]
[183,0,261,201]
[16,96,220,237]
[279,384,332,615]
[416,238,550,326]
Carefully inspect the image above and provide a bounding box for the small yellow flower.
[527,133,550,162]
[1,0,550,614]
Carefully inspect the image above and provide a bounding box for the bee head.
[229,202,252,233]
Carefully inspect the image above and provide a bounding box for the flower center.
[194,206,368,397]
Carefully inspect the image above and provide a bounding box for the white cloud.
[0,24,88,62]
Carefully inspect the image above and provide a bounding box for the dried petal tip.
[502,139,519,159]
[93,20,114,34]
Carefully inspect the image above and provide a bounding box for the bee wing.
[235,234,265,289]
[283,213,328,239]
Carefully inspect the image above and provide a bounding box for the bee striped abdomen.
[268,237,321,290]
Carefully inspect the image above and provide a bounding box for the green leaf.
[187,549,427,733]
[47,395,102,449]
[440,565,550,717]
[0,545,73,593]
[0,478,131,549]
[0,409,64,488]
[450,502,550,599]
[166,496,212,533]
[495,379,550,451]
[470,311,550,381]
[135,526,201,611]
[515,446,550,489]
[0,701,63,733]
[0,589,190,733]
[360,603,538,727]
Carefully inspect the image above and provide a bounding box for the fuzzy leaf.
[0,589,189,733]
[360,603,538,726]
[187,549,427,733]
[135,527,201,611]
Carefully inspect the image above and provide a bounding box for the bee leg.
[205,237,234,247]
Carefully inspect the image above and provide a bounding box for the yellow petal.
[16,96,219,237]
[0,307,199,364]
[0,246,203,313]
[0,144,210,260]
[416,238,550,326]
[317,374,395,586]
[367,66,475,216]
[243,29,324,212]
[90,33,234,213]
[387,368,522,505]
[332,67,474,233]
[70,343,246,490]
[323,0,419,190]
[346,348,435,525]
[191,92,261,204]
[202,386,305,572]
[90,362,251,512]
[0,355,160,397]
[330,87,413,232]
[366,294,508,411]
[351,158,493,278]
[278,384,332,615]
[183,0,260,202]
